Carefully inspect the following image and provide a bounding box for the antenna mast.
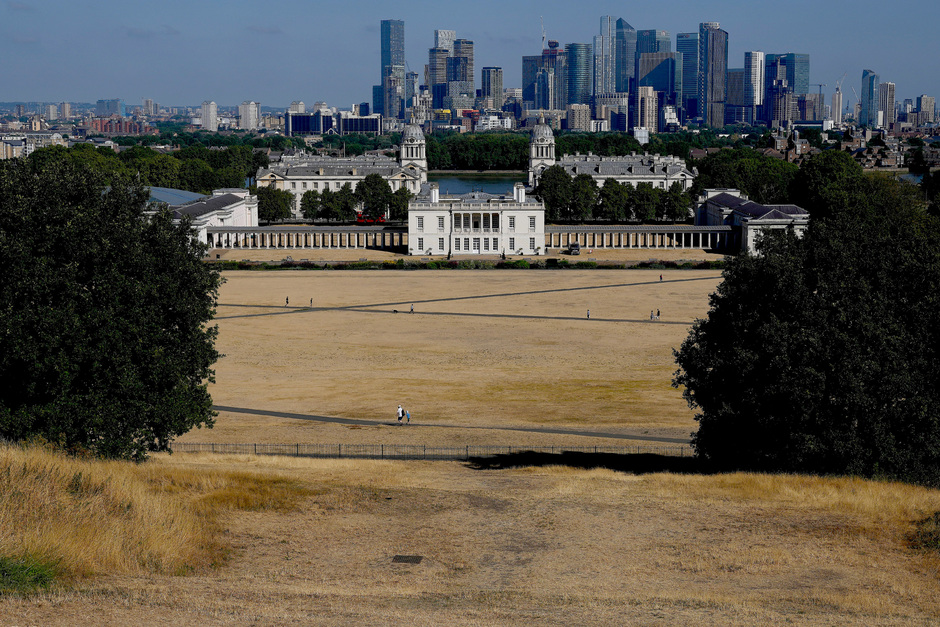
[541,16,546,50]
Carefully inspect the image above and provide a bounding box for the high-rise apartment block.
[879,81,896,126]
[201,101,218,132]
[698,22,728,128]
[238,101,261,130]
[743,51,764,124]
[635,86,658,133]
[917,95,936,123]
[860,69,880,127]
[831,89,843,124]
[481,67,505,108]
[566,103,591,131]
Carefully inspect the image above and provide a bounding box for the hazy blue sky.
[2,0,937,110]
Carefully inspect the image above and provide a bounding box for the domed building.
[257,122,428,218]
[527,118,556,186]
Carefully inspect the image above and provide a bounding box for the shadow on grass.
[468,451,709,475]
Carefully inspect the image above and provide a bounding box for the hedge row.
[211,258,726,272]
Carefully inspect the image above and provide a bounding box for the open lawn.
[180,268,722,448]
[7,267,939,625]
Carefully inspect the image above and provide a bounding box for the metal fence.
[170,442,692,460]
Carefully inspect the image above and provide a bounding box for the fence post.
[253,443,257,456]
[381,444,384,459]
[466,445,469,460]
[424,444,427,459]
[338,444,341,457]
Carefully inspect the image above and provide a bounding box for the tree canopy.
[674,159,940,486]
[0,156,222,460]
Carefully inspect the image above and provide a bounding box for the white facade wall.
[408,201,546,256]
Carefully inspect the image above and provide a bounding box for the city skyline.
[1,0,938,109]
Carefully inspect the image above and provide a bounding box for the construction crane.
[811,83,827,98]
[835,72,847,92]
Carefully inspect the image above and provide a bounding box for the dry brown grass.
[5,453,939,625]
[0,444,314,583]
[184,269,721,447]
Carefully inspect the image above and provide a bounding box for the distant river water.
[428,173,527,196]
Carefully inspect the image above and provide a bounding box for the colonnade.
[207,227,407,250]
[545,227,735,251]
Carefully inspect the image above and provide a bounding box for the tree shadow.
[467,451,709,475]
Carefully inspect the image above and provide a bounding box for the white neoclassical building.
[149,187,258,246]
[408,183,546,256]
[527,119,696,191]
[696,189,809,255]
[256,122,428,218]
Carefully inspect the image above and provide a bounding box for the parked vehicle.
[567,242,581,255]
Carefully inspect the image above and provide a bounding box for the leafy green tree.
[533,165,572,222]
[0,158,221,460]
[660,182,692,222]
[674,174,940,486]
[300,189,320,221]
[788,150,865,221]
[356,173,392,220]
[318,188,337,221]
[335,183,358,222]
[597,179,631,222]
[691,148,798,205]
[569,174,598,222]
[389,187,413,221]
[254,186,293,222]
[632,182,659,222]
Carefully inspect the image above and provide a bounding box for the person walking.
[587,309,590,319]
[659,274,663,282]
[397,404,403,424]
[405,409,411,424]
[650,310,654,321]
[310,298,313,307]
[657,309,661,319]
[285,296,289,307]
[410,304,414,314]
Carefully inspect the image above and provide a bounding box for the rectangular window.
[472,238,480,251]
[417,238,424,251]
[454,238,461,251]
[417,216,424,230]
[291,182,296,189]
[438,216,445,230]
[509,237,515,250]
[438,238,444,251]
[483,215,490,229]
[509,216,515,229]
[335,182,340,189]
[484,239,490,251]
[529,216,536,230]
[529,237,536,250]
[313,182,319,189]
[492,214,499,229]
[493,238,498,251]
[302,182,307,189]
[464,238,470,250]
[464,215,470,229]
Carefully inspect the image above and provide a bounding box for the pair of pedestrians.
[397,404,411,425]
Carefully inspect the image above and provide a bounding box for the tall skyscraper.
[96,99,125,117]
[201,101,218,132]
[615,19,637,94]
[743,51,765,124]
[765,53,810,97]
[879,81,896,126]
[566,43,593,105]
[594,16,617,95]
[831,89,843,124]
[523,41,568,110]
[379,19,405,118]
[860,69,880,127]
[453,39,475,94]
[637,30,671,55]
[636,52,682,105]
[699,22,728,128]
[434,29,455,54]
[635,86,658,132]
[481,67,504,108]
[677,33,699,119]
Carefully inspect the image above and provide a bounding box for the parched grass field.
[4,265,940,624]
[181,268,720,448]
